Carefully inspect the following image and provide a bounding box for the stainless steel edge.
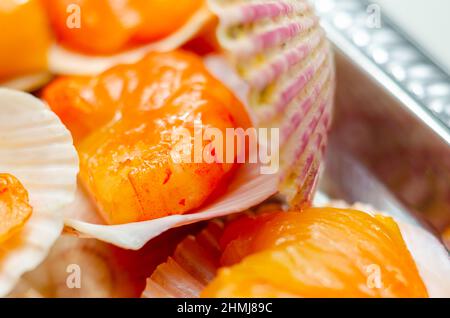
[314,0,450,144]
[313,0,450,233]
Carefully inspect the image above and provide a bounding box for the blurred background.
[375,0,450,73]
[314,0,450,246]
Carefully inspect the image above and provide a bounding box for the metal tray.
[313,0,450,243]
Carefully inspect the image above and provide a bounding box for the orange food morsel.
[202,208,428,298]
[43,51,251,225]
[0,0,51,82]
[41,0,204,54]
[0,174,33,244]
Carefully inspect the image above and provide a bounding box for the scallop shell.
[0,89,79,296]
[0,72,52,92]
[9,235,141,298]
[64,162,278,250]
[142,220,224,298]
[9,223,212,298]
[142,203,450,298]
[48,5,215,75]
[208,0,335,208]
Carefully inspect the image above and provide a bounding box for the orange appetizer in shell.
[44,51,251,225]
[40,0,335,250]
[144,207,450,298]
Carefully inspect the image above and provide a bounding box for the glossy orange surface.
[43,51,250,225]
[0,174,33,244]
[202,208,428,298]
[41,0,204,54]
[0,0,51,82]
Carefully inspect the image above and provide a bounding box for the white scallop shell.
[48,5,214,75]
[64,162,278,250]
[399,221,450,297]
[208,0,335,207]
[0,88,79,296]
[0,72,52,92]
[9,223,211,298]
[9,235,143,298]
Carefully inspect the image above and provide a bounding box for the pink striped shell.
[142,220,223,298]
[209,0,335,207]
